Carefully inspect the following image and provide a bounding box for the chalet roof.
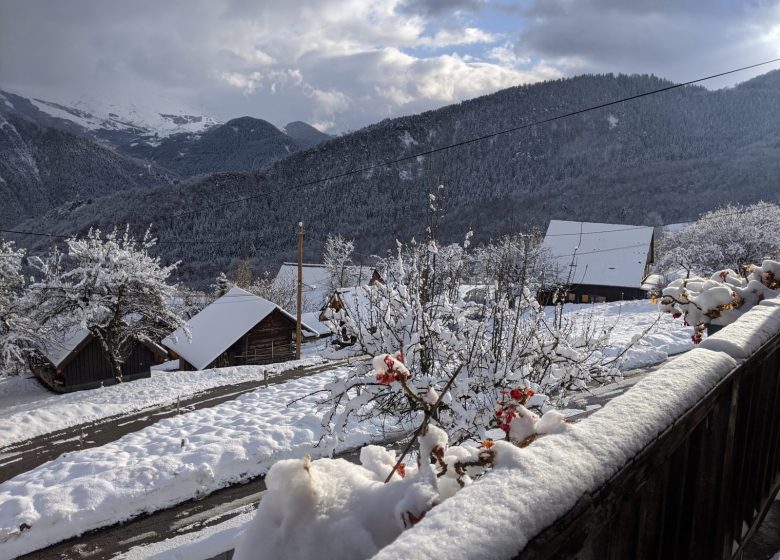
[163,286,317,370]
[41,326,91,369]
[301,312,331,337]
[272,262,376,311]
[542,220,654,289]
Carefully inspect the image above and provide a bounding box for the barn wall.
[242,309,294,364]
[538,284,647,305]
[60,339,153,390]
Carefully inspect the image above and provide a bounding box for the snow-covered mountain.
[0,89,220,148]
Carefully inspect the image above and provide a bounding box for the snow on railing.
[372,297,780,560]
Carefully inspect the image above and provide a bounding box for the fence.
[519,312,780,559]
[375,300,780,560]
[232,342,296,366]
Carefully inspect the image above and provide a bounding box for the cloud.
[517,0,780,87]
[1,0,779,133]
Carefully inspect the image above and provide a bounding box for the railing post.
[715,377,741,560]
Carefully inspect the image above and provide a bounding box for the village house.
[31,327,165,392]
[163,287,317,371]
[272,262,381,312]
[539,220,655,304]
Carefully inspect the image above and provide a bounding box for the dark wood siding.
[58,338,153,390]
[538,284,647,305]
[240,309,294,364]
[203,309,296,369]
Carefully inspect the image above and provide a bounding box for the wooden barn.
[539,220,655,304]
[163,287,317,371]
[32,327,161,392]
[273,262,382,312]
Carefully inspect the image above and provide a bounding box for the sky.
[1,0,779,133]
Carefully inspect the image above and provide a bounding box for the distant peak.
[282,121,331,148]
[224,116,279,130]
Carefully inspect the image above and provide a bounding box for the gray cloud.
[1,0,778,133]
[518,0,780,88]
[397,0,485,17]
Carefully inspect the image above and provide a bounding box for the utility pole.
[296,222,304,359]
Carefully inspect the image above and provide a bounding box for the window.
[597,295,607,303]
[581,294,589,303]
[567,292,576,302]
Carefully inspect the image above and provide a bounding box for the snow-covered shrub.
[246,270,297,311]
[659,260,780,343]
[656,202,780,278]
[0,240,42,371]
[234,413,567,560]
[28,227,190,382]
[319,233,620,445]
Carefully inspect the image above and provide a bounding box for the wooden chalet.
[163,287,317,371]
[539,220,655,304]
[32,327,160,392]
[273,262,382,312]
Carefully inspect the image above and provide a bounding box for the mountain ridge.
[8,70,780,286]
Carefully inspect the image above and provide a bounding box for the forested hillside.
[0,112,176,226]
[10,71,780,286]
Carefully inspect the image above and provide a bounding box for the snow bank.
[372,347,738,560]
[0,356,327,448]
[234,456,415,560]
[700,305,780,360]
[0,367,390,559]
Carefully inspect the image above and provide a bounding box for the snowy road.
[0,359,348,483]
[0,353,331,449]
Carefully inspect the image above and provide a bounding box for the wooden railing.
[519,325,780,559]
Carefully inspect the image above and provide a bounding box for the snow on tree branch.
[27,226,190,382]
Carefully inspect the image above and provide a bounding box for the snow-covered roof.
[272,263,376,312]
[272,263,332,312]
[542,220,654,289]
[334,286,377,324]
[163,287,317,370]
[40,326,91,368]
[301,312,331,337]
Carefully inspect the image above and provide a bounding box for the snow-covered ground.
[0,301,695,558]
[0,366,399,559]
[545,299,694,371]
[0,354,328,449]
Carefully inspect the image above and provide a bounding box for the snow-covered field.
[0,366,398,559]
[545,299,694,371]
[0,354,328,449]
